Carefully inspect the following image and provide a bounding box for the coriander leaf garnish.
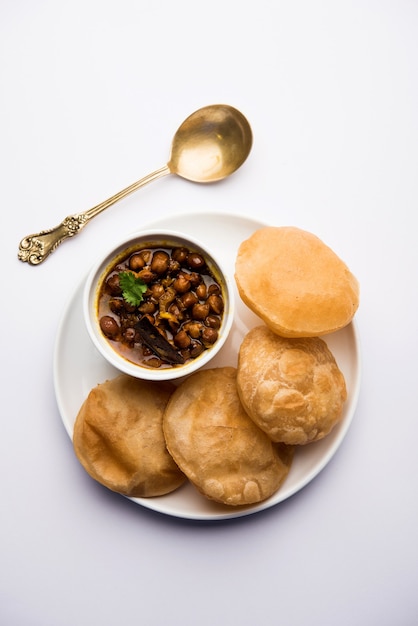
[119,271,147,307]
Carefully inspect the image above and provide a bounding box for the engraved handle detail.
[18,165,170,265]
[18,215,89,265]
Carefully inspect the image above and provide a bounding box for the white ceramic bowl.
[83,229,234,381]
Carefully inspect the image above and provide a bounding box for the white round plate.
[54,211,361,521]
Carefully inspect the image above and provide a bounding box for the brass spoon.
[18,104,252,265]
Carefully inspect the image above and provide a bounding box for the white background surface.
[1,1,417,625]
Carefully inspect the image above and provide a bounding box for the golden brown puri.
[237,326,347,445]
[73,374,186,497]
[234,226,359,338]
[163,367,294,506]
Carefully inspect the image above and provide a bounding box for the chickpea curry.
[97,244,225,369]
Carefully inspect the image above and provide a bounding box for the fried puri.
[163,367,294,506]
[237,326,347,445]
[235,226,359,337]
[73,374,186,497]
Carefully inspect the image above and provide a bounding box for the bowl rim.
[82,228,235,381]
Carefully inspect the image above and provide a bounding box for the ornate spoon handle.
[18,165,170,266]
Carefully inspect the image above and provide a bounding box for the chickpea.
[189,341,204,358]
[106,273,122,296]
[109,298,125,314]
[207,294,224,315]
[151,250,170,274]
[150,283,165,300]
[174,330,191,349]
[208,283,221,296]
[180,348,191,361]
[201,327,218,344]
[147,356,163,368]
[168,259,181,273]
[180,291,199,309]
[196,283,207,300]
[123,327,136,343]
[205,315,221,329]
[173,273,191,293]
[139,250,152,264]
[129,253,145,271]
[137,268,156,283]
[138,301,157,314]
[192,303,210,320]
[172,247,188,264]
[183,321,202,338]
[100,316,120,339]
[188,272,201,288]
[187,252,206,270]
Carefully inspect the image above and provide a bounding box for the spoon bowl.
[168,104,253,182]
[18,104,253,265]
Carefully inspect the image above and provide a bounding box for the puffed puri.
[73,374,187,497]
[162,367,294,506]
[234,226,359,338]
[237,326,347,445]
